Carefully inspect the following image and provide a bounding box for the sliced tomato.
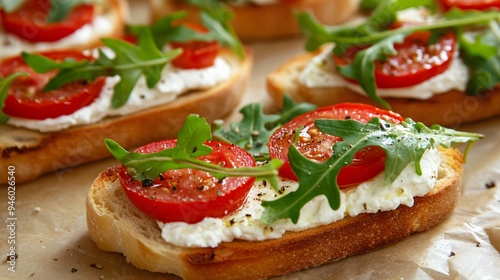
[119,140,256,224]
[170,22,220,69]
[268,103,404,188]
[334,31,457,89]
[440,0,500,10]
[0,50,105,120]
[0,0,95,42]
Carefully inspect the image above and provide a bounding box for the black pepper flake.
[485,181,496,189]
[449,252,455,257]
[193,146,198,153]
[53,258,58,261]
[71,268,78,273]
[142,179,154,187]
[159,174,165,181]
[198,186,205,191]
[476,242,481,247]
[210,252,216,259]
[262,180,267,187]
[345,115,351,119]
[172,186,177,191]
[229,219,235,226]
[90,263,103,270]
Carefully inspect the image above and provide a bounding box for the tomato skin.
[268,103,404,188]
[0,0,95,42]
[440,0,500,10]
[119,140,256,224]
[170,22,220,69]
[0,50,105,120]
[334,31,457,89]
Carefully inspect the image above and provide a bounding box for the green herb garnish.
[296,0,500,108]
[0,72,29,123]
[260,117,483,224]
[213,96,317,158]
[22,30,181,108]
[105,114,283,190]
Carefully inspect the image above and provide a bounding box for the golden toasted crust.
[86,147,463,280]
[0,48,252,184]
[149,0,360,41]
[266,50,500,127]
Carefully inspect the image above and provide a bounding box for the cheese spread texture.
[158,148,441,248]
[7,57,232,132]
[0,14,114,59]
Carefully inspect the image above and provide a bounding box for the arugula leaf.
[337,33,407,109]
[260,117,482,224]
[106,114,282,189]
[47,0,97,23]
[213,96,316,158]
[0,72,29,123]
[127,1,245,58]
[214,103,280,158]
[22,30,182,108]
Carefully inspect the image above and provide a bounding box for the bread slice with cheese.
[149,0,360,41]
[266,49,500,127]
[0,0,128,59]
[0,48,252,184]
[86,146,463,280]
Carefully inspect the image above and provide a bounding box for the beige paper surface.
[1,1,499,279]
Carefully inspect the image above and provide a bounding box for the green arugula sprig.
[0,72,28,123]
[105,114,283,189]
[296,0,500,108]
[127,1,245,58]
[260,117,483,224]
[21,30,182,108]
[213,96,317,158]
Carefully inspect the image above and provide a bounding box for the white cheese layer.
[299,45,469,100]
[158,148,441,248]
[7,57,232,132]
[0,14,114,59]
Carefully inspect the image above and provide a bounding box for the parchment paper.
[1,1,499,279]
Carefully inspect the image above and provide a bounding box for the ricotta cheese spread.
[7,57,233,132]
[0,14,114,59]
[158,148,441,248]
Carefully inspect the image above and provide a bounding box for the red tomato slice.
[268,103,405,188]
[170,22,220,69]
[334,31,457,88]
[440,0,500,10]
[119,140,256,224]
[0,0,95,42]
[0,50,105,120]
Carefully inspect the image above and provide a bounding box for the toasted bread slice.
[266,50,500,127]
[86,147,463,280]
[149,0,360,41]
[0,48,252,184]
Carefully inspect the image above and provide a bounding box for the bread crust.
[266,50,500,127]
[0,0,128,59]
[149,0,360,41]
[0,48,252,184]
[86,147,463,280]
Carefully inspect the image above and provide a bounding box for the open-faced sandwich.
[149,0,361,41]
[86,100,482,280]
[0,0,128,59]
[0,4,251,184]
[267,0,500,127]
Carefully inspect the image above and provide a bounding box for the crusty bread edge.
[0,48,252,184]
[266,50,500,127]
[149,0,360,41]
[86,147,463,280]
